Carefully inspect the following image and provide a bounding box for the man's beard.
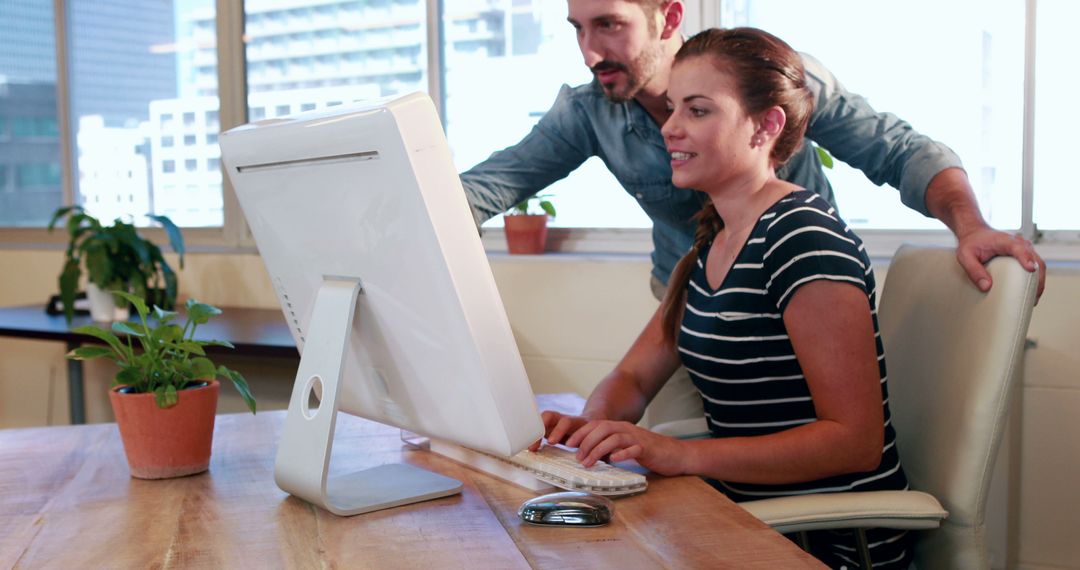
[592,44,664,103]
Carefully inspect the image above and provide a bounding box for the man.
[459,0,1045,423]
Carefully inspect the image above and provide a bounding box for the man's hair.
[626,0,668,33]
[625,0,667,12]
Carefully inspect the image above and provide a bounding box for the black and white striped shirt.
[678,189,907,501]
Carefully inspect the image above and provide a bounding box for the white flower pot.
[86,283,130,322]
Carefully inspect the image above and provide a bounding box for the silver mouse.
[518,491,614,527]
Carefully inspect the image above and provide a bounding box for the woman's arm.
[569,280,885,485]
[537,305,682,448]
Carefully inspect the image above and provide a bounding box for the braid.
[660,201,723,346]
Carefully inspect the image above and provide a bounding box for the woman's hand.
[566,419,688,477]
[528,410,591,451]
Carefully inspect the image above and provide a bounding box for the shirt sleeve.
[763,199,871,314]
[459,84,597,225]
[800,52,964,217]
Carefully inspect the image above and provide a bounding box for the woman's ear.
[759,107,787,139]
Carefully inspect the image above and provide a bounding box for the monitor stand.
[273,278,463,516]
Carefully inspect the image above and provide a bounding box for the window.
[0,0,63,227]
[16,163,62,189]
[724,0,1024,231]
[66,0,221,228]
[1032,0,1077,232]
[5,1,1074,248]
[441,1,647,229]
[244,0,427,122]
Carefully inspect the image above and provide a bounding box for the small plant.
[48,206,185,323]
[66,291,256,413]
[509,194,557,218]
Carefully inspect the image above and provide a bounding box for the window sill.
[5,226,1080,268]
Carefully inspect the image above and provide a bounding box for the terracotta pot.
[109,380,220,479]
[504,214,549,254]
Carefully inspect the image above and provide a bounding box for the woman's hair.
[659,27,814,345]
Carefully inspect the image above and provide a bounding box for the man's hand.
[956,226,1045,301]
[924,168,1046,302]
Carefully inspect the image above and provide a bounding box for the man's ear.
[758,107,787,140]
[659,1,684,39]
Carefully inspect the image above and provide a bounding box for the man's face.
[567,0,667,102]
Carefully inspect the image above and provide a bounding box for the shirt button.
[635,193,644,199]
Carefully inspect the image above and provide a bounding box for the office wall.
[0,248,1076,569]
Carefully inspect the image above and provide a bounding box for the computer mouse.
[518,491,614,527]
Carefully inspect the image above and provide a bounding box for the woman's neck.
[706,168,794,236]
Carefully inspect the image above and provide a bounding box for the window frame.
[1,0,1076,263]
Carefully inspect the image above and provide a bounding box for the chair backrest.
[879,246,1037,569]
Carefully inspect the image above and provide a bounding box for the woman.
[534,28,911,568]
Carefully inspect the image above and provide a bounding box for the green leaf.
[66,346,116,361]
[223,368,257,414]
[201,339,235,349]
[47,205,83,231]
[83,241,114,288]
[152,324,184,345]
[185,299,221,326]
[174,341,206,356]
[148,214,185,269]
[111,321,146,338]
[815,145,834,169]
[112,290,149,321]
[58,258,81,324]
[71,325,130,361]
[154,385,179,409]
[116,366,144,390]
[190,357,216,379]
[539,200,557,218]
[153,306,178,325]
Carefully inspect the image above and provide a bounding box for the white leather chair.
[653,245,1038,568]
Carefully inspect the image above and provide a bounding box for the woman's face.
[661,56,761,192]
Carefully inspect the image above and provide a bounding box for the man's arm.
[925,168,1045,298]
[801,53,1045,298]
[459,84,596,225]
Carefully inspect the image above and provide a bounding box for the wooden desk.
[0,411,824,568]
[0,304,297,424]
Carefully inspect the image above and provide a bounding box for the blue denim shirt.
[461,53,963,285]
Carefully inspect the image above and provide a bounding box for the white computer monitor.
[219,92,544,516]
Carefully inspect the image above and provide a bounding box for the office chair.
[652,245,1038,568]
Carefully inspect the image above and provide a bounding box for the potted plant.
[66,291,257,479]
[504,194,556,254]
[47,206,185,323]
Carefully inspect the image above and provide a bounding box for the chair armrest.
[650,417,711,439]
[739,490,948,534]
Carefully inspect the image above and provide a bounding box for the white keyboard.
[429,440,647,497]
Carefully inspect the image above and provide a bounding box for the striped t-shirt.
[678,190,910,568]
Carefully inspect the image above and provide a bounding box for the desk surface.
[0,411,823,568]
[0,304,297,358]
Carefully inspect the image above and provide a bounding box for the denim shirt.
[460,52,963,285]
